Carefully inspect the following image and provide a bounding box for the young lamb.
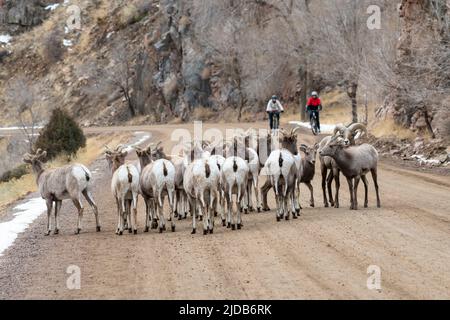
[105,146,140,235]
[299,143,319,207]
[221,156,250,230]
[23,149,101,235]
[183,154,220,235]
[137,145,176,233]
[319,123,367,208]
[319,135,381,210]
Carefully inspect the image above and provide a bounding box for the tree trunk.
[299,65,307,121]
[347,82,358,123]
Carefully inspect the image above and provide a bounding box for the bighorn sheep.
[319,135,380,210]
[319,123,367,208]
[105,145,140,235]
[183,145,220,235]
[221,156,250,230]
[23,149,101,235]
[137,144,176,233]
[299,143,319,207]
[261,126,301,213]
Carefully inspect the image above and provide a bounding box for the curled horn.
[291,126,301,135]
[333,124,347,136]
[104,145,113,155]
[348,123,367,138]
[299,144,308,153]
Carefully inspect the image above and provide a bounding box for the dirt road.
[1,122,449,299]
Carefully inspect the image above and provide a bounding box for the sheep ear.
[121,150,128,158]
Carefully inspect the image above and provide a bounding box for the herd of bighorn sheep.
[23,123,380,235]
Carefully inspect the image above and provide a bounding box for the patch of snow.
[410,155,442,166]
[0,34,12,44]
[0,126,44,131]
[63,39,73,47]
[0,198,47,257]
[289,121,336,134]
[123,133,151,152]
[45,3,60,11]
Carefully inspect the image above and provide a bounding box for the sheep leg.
[190,197,197,234]
[226,190,232,229]
[115,197,121,235]
[158,194,166,233]
[72,198,84,234]
[247,182,253,212]
[126,200,132,233]
[371,168,381,208]
[321,165,329,207]
[333,168,340,208]
[237,193,243,230]
[82,190,100,231]
[45,199,53,236]
[169,188,176,232]
[306,182,314,207]
[354,176,361,210]
[173,190,179,218]
[220,191,226,226]
[132,192,138,234]
[144,198,150,232]
[346,177,355,210]
[327,171,335,207]
[261,179,271,211]
[253,176,261,212]
[54,200,62,234]
[361,175,369,208]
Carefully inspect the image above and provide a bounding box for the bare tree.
[106,42,137,117]
[5,76,41,152]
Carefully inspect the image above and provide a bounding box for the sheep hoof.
[203,229,208,235]
[257,207,261,213]
[54,229,59,235]
[310,203,315,208]
[285,215,290,221]
[364,204,368,208]
[159,227,163,233]
[171,225,176,232]
[249,207,254,212]
[237,224,241,230]
[324,203,329,208]
[330,201,335,207]
[144,226,149,232]
[244,208,248,214]
[199,216,203,221]
[133,230,137,235]
[128,228,132,233]
[214,212,218,217]
[231,224,236,230]
[276,216,281,222]
[295,208,300,214]
[263,207,270,212]
[227,223,231,229]
[209,228,213,234]
[75,228,81,235]
[45,231,51,236]
[293,215,298,219]
[119,231,123,235]
[240,208,243,213]
[174,211,178,218]
[191,229,196,234]
[222,220,226,227]
[96,226,101,232]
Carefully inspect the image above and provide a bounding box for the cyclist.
[266,95,284,133]
[306,91,322,133]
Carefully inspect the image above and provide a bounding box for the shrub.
[0,164,28,183]
[35,108,86,160]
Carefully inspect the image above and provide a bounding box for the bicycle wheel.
[311,117,319,136]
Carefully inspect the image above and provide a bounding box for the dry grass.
[371,119,417,140]
[0,132,131,212]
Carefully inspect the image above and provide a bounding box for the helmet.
[271,95,278,100]
[311,91,318,97]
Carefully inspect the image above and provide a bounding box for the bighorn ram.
[23,149,101,235]
[319,123,367,208]
[105,145,140,235]
[319,135,380,210]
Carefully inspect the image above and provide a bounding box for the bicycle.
[269,111,281,136]
[309,110,319,136]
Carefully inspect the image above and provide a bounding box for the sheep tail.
[205,161,211,178]
[278,153,283,168]
[163,162,168,177]
[126,166,132,183]
[233,159,238,173]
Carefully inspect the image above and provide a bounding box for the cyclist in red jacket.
[306,91,322,133]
